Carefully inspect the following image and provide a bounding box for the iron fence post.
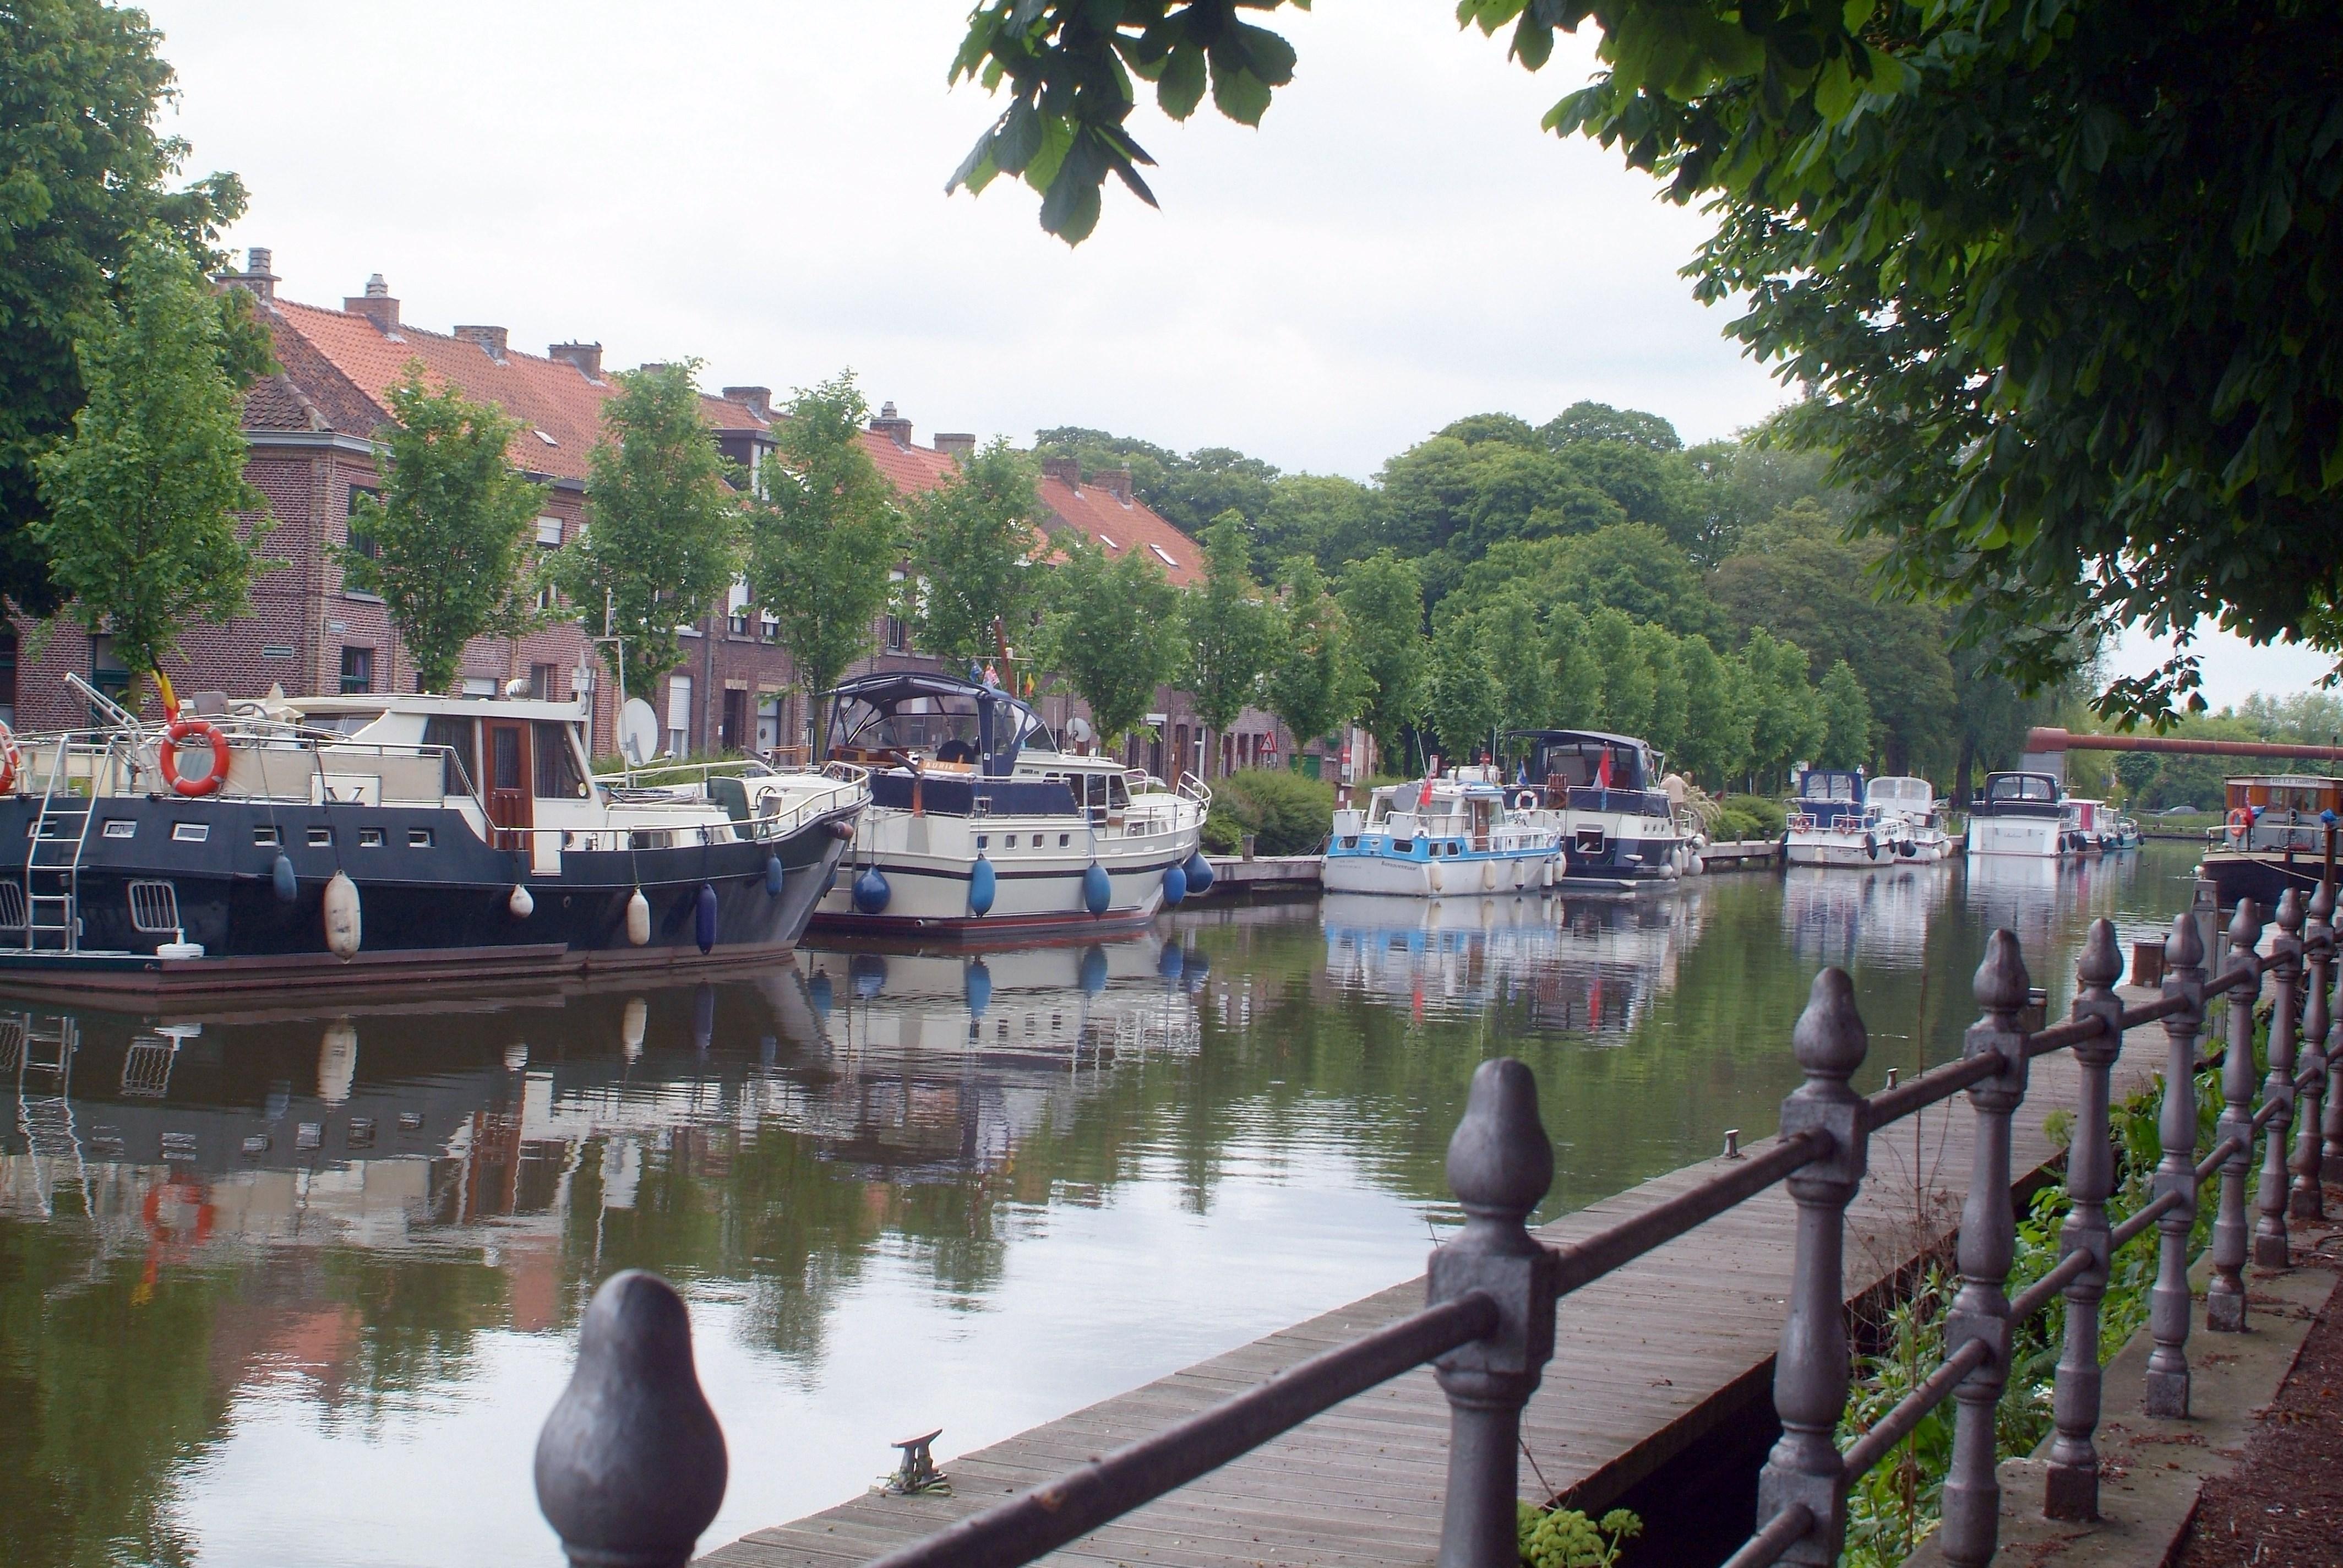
[2326,887,2343,1167]
[2146,910,2206,1418]
[1752,967,1869,1566]
[1430,1058,1558,1568]
[1939,929,2030,1567]
[535,1270,728,1568]
[2046,919,2123,1522]
[2208,899,2263,1331]
[2293,879,2331,1220]
[2254,890,2303,1267]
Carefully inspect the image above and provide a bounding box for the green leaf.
[1209,43,1274,126]
[996,97,1045,172]
[1513,15,1554,71]
[1158,42,1207,119]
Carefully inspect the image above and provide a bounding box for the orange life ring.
[0,720,19,795]
[160,716,232,797]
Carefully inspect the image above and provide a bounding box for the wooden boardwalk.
[705,990,2173,1568]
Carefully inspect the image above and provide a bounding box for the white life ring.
[1512,789,1539,811]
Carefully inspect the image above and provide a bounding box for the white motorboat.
[1784,769,1887,867]
[1966,770,2068,858]
[1324,767,1564,897]
[1866,775,1954,863]
[811,673,1209,938]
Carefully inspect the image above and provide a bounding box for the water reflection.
[0,843,2209,1568]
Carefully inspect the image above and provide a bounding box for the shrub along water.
[1203,767,1337,857]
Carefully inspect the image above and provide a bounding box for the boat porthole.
[562,895,572,908]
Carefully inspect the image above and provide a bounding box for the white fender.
[1427,859,1446,895]
[1481,858,1500,891]
[508,883,535,919]
[322,871,361,961]
[625,887,651,947]
[621,997,648,1059]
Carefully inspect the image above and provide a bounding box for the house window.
[347,486,380,558]
[0,629,16,727]
[727,578,752,638]
[756,693,782,752]
[339,646,375,694]
[528,663,557,700]
[666,674,692,758]
[90,634,129,700]
[535,516,564,547]
[885,569,908,652]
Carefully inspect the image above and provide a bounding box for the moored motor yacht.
[0,678,867,1002]
[1784,769,1886,867]
[810,673,1209,938]
[2198,774,2343,910]
[1324,767,1564,896]
[1866,775,1953,863]
[1510,729,1694,890]
[1965,770,2068,858]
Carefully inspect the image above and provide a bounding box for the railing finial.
[1446,1057,1554,1229]
[2313,876,2337,927]
[536,1270,728,1568]
[2167,903,2205,971]
[2228,895,2264,955]
[1792,965,1868,1084]
[1974,927,2032,1015]
[2077,917,2122,993]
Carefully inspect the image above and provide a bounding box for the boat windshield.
[826,674,1055,775]
[1868,777,1933,807]
[1986,774,2059,804]
[1800,772,1860,802]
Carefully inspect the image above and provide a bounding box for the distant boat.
[809,672,1208,939]
[1966,770,2068,859]
[1866,775,1954,863]
[1325,769,1563,897]
[1508,729,1696,890]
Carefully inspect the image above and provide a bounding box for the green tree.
[1634,622,1688,760]
[342,367,547,694]
[3,0,252,618]
[1255,472,1384,576]
[1676,634,1754,788]
[555,361,743,701]
[1424,616,1501,766]
[1739,629,1826,791]
[1587,607,1657,740]
[749,372,903,756]
[1336,551,1428,769]
[1032,537,1183,749]
[904,438,1044,666]
[32,233,272,704]
[951,2,2343,722]
[1815,659,1874,770]
[1181,510,1282,776]
[1262,557,1365,759]
[1538,401,1681,453]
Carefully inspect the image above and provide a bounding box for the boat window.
[1108,775,1129,810]
[103,819,136,839]
[976,835,988,848]
[1395,839,1414,853]
[533,722,588,798]
[358,827,383,847]
[1987,774,2057,804]
[308,826,333,847]
[422,715,476,795]
[253,825,279,846]
[1059,834,1070,847]
[408,828,433,848]
[307,710,387,735]
[491,726,523,791]
[171,823,208,842]
[1004,835,1017,848]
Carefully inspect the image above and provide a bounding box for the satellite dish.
[1066,715,1093,744]
[619,698,660,766]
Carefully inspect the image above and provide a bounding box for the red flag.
[1595,750,1614,790]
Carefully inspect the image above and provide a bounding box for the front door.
[484,720,532,851]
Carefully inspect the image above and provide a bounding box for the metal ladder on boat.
[22,761,95,952]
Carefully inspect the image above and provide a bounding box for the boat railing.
[495,766,870,853]
[1563,784,1670,816]
[593,751,826,793]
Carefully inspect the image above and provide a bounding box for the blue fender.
[272,852,298,903]
[1082,862,1112,916]
[1182,850,1215,894]
[695,883,719,954]
[969,856,996,916]
[852,867,891,914]
[965,958,993,1015]
[1162,863,1187,906]
[765,854,784,896]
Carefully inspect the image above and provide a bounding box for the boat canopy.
[1868,775,1936,808]
[1982,771,2061,805]
[824,672,1057,777]
[1510,730,1659,792]
[1799,769,1863,803]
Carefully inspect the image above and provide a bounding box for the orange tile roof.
[1037,473,1200,586]
[261,298,769,483]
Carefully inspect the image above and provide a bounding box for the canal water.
[1,843,2208,1567]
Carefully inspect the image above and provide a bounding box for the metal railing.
[528,890,2338,1568]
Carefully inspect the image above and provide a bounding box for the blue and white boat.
[1325,767,1564,897]
[1785,768,1890,866]
[1512,730,1694,889]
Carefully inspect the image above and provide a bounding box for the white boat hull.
[1322,845,1561,897]
[1967,815,2066,858]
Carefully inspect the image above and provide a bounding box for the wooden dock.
[704,988,2173,1568]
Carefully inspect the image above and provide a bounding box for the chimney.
[343,273,400,333]
[1100,466,1134,503]
[722,386,772,421]
[934,432,977,463]
[221,246,279,304]
[453,324,509,362]
[1039,454,1082,491]
[549,341,603,381]
[868,400,913,448]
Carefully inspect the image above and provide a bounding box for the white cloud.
[143,0,1789,478]
[2108,623,2337,712]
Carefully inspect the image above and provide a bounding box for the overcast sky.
[143,0,2330,709]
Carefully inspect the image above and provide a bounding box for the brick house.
[5,251,1314,781]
